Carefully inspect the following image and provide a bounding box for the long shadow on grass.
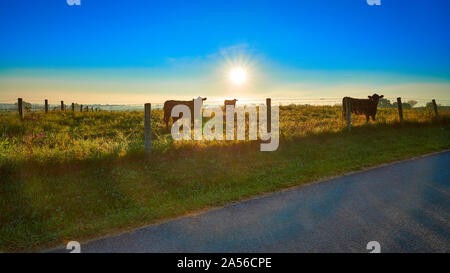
[0,157,141,252]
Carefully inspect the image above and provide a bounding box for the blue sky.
[0,0,449,104]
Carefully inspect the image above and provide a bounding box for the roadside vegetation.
[1,105,449,252]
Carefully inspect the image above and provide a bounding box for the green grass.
[0,106,449,252]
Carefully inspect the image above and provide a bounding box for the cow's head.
[196,96,207,101]
[232,99,238,103]
[368,93,384,103]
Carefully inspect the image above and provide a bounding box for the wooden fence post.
[266,98,271,133]
[397,97,403,122]
[72,103,75,112]
[345,99,351,132]
[45,99,48,114]
[86,106,89,112]
[61,101,64,111]
[80,104,83,112]
[145,103,151,155]
[432,99,439,121]
[18,98,23,120]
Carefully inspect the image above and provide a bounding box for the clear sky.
[0,0,449,104]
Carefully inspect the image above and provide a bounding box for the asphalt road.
[52,151,450,253]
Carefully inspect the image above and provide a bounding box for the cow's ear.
[368,96,372,99]
[380,95,384,98]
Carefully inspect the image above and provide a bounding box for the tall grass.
[0,105,447,164]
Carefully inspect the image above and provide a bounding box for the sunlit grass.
[0,106,445,163]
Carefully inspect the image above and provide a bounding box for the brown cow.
[342,93,384,122]
[163,97,207,130]
[224,99,238,107]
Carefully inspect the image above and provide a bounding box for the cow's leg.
[163,107,170,131]
[365,114,370,123]
[163,114,170,131]
[342,102,346,120]
[371,114,376,121]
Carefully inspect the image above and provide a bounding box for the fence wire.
[1,97,450,113]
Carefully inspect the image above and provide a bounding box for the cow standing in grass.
[224,99,237,114]
[163,97,207,130]
[342,93,384,123]
[224,99,238,108]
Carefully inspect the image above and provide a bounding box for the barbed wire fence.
[1,96,448,155]
[1,97,449,113]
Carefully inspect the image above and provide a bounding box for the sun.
[229,67,247,86]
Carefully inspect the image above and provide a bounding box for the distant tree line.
[378,98,449,110]
[14,101,33,112]
[378,98,418,109]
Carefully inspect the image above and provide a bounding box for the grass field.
[1,105,449,252]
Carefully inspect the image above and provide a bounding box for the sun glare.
[229,67,247,86]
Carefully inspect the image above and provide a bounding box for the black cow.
[342,93,384,122]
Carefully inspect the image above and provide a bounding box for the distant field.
[1,105,449,252]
